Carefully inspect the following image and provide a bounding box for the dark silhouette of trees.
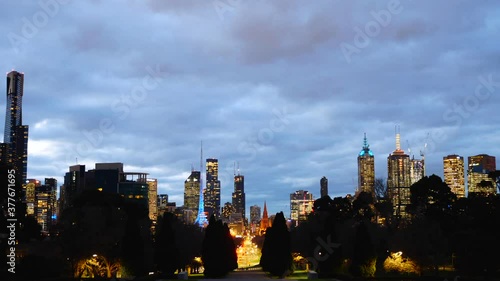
[349,222,376,277]
[155,213,180,278]
[260,212,292,278]
[352,191,376,221]
[201,215,237,278]
[374,177,387,199]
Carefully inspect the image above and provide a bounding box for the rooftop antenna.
[237,162,240,175]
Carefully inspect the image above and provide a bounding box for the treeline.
[0,189,239,280]
[288,174,500,279]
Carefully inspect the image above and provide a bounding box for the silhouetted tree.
[201,215,237,278]
[155,213,179,278]
[349,222,376,277]
[260,212,292,278]
[374,177,387,199]
[353,192,375,222]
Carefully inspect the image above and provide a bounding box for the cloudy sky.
[1,0,499,217]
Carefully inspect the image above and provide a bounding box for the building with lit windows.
[2,71,29,184]
[320,176,328,198]
[443,155,465,198]
[147,178,158,225]
[468,154,496,196]
[24,179,40,216]
[184,170,200,224]
[250,205,261,223]
[410,157,425,185]
[290,190,314,226]
[61,164,86,212]
[358,133,375,196]
[204,158,221,218]
[387,129,411,219]
[232,173,245,221]
[157,194,168,217]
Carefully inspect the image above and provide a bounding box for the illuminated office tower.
[148,178,158,224]
[204,158,221,218]
[24,179,40,216]
[290,190,314,226]
[232,171,245,220]
[410,157,425,185]
[3,71,29,184]
[320,176,328,198]
[387,128,411,219]
[184,170,200,224]
[358,133,375,196]
[468,154,496,196]
[443,155,465,198]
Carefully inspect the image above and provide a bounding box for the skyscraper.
[250,205,261,224]
[443,155,465,198]
[290,190,314,226]
[204,158,221,218]
[387,128,411,219]
[184,170,200,224]
[357,133,375,196]
[232,172,245,220]
[409,157,425,185]
[467,154,496,196]
[3,70,29,183]
[320,176,328,198]
[147,178,158,225]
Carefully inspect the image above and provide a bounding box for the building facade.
[2,71,29,184]
[204,158,221,218]
[290,190,314,226]
[232,174,245,220]
[468,154,496,196]
[184,171,200,224]
[387,131,411,219]
[358,134,375,196]
[443,155,465,198]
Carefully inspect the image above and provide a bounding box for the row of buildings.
[357,131,497,219]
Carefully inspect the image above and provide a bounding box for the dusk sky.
[1,1,499,217]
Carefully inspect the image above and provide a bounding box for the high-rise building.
[184,170,200,224]
[24,179,40,216]
[44,178,58,226]
[61,164,86,211]
[35,184,56,233]
[157,194,168,217]
[3,71,29,183]
[358,133,375,196]
[204,158,221,218]
[147,178,158,224]
[290,190,314,226]
[387,129,411,219]
[468,154,496,196]
[320,176,328,198]
[221,202,235,222]
[250,205,261,224]
[410,157,425,185]
[443,155,465,198]
[232,173,245,220]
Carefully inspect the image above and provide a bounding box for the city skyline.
[1,1,500,216]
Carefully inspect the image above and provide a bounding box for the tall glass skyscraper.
[204,158,221,218]
[184,170,200,224]
[232,173,245,220]
[467,154,496,196]
[3,71,29,183]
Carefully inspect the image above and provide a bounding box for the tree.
[352,192,376,222]
[201,215,237,278]
[155,213,179,278]
[349,222,376,277]
[374,178,387,199]
[260,212,292,278]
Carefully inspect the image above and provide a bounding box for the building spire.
[395,125,401,151]
[363,132,369,149]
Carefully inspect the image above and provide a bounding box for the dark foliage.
[201,215,237,278]
[260,212,292,278]
[155,213,180,277]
